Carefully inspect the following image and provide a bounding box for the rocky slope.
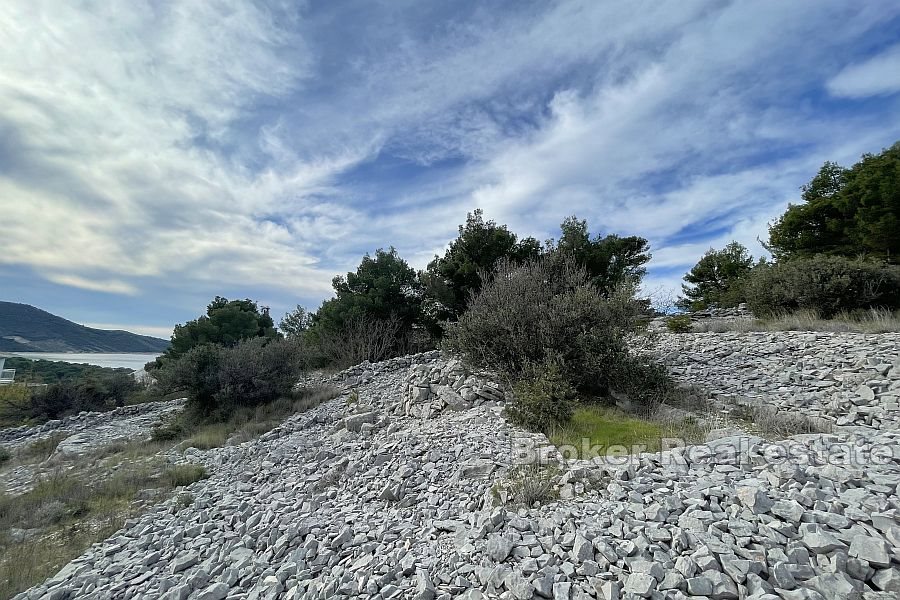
[10,333,900,600]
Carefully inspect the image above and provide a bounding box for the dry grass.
[0,462,207,597]
[693,308,900,334]
[492,463,560,507]
[719,402,832,439]
[174,385,340,450]
[18,433,69,462]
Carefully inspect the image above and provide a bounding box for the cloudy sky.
[2,1,900,339]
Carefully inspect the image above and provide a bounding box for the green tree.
[279,305,311,339]
[424,209,541,324]
[161,297,278,362]
[550,216,651,295]
[678,242,755,310]
[311,247,422,351]
[767,143,900,263]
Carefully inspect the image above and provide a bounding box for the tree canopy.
[678,242,755,310]
[551,216,651,295]
[423,209,541,321]
[767,143,900,263]
[278,305,311,339]
[313,247,422,335]
[161,297,278,362]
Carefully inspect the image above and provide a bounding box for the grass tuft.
[693,308,900,334]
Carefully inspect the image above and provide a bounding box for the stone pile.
[400,358,506,419]
[651,331,900,429]
[327,352,442,388]
[15,332,900,600]
[0,398,184,452]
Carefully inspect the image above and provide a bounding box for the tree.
[551,216,651,295]
[160,297,278,362]
[678,242,754,310]
[767,143,900,263]
[424,209,541,324]
[311,247,422,356]
[279,305,311,339]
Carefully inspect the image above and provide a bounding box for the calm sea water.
[9,353,161,370]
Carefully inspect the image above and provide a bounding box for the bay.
[8,353,161,370]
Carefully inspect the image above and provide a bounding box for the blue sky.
[2,1,900,339]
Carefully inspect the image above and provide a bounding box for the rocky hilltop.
[8,332,900,600]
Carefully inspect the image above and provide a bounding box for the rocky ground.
[8,332,900,600]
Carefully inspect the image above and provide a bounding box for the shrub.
[446,252,637,388]
[610,354,678,415]
[494,464,560,507]
[508,360,577,431]
[0,446,10,466]
[666,314,694,333]
[161,337,304,418]
[445,251,666,427]
[746,255,900,318]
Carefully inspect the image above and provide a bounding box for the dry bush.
[493,463,560,507]
[310,315,408,369]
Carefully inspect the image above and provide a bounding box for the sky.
[1,1,900,340]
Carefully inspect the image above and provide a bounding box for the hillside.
[0,301,169,352]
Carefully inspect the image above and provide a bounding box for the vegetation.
[0,463,207,598]
[308,248,425,365]
[678,242,754,310]
[666,314,694,333]
[4,358,131,385]
[156,296,279,365]
[550,216,651,296]
[745,255,900,318]
[423,209,541,327]
[159,337,304,419]
[279,305,311,339]
[493,464,560,507]
[549,406,668,457]
[0,368,141,426]
[767,143,900,263]
[692,308,900,334]
[153,386,339,449]
[445,251,671,430]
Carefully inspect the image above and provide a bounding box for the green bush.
[508,360,576,431]
[160,337,304,419]
[444,252,638,395]
[746,255,900,318]
[445,251,667,428]
[666,314,694,333]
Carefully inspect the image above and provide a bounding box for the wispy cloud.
[1,1,899,329]
[827,43,900,98]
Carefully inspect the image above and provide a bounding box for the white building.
[0,353,15,384]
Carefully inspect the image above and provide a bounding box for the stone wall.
[648,303,755,331]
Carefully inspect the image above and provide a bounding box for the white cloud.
[0,0,348,301]
[827,44,900,98]
[44,274,139,296]
[83,322,174,339]
[1,0,899,319]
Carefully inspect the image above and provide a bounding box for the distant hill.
[0,302,170,352]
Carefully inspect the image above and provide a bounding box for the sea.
[8,353,161,371]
